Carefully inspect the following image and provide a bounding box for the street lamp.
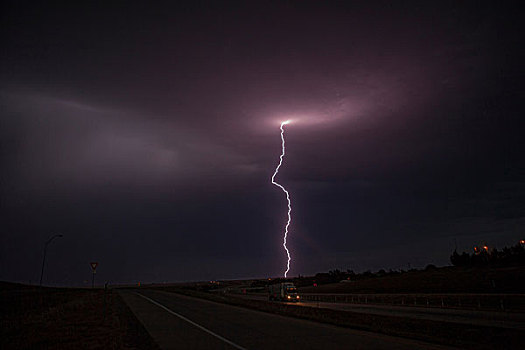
[39,234,63,286]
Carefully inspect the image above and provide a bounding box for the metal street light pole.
[39,234,63,286]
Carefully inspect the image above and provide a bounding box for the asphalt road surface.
[235,294,525,330]
[120,289,453,350]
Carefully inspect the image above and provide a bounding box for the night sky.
[1,1,524,286]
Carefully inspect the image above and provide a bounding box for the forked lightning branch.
[271,120,292,278]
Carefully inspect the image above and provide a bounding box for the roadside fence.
[299,293,525,312]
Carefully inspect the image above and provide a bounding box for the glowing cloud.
[271,121,293,277]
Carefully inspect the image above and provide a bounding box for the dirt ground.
[0,282,159,349]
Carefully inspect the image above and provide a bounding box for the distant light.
[483,245,489,251]
[520,240,525,244]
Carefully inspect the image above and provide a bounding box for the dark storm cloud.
[1,1,524,284]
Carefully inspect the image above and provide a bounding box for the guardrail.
[299,293,525,312]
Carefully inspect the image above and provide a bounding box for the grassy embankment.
[297,266,525,311]
[299,266,525,294]
[0,282,158,350]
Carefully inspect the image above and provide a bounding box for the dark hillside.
[299,266,525,294]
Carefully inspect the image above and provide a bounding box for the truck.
[268,282,300,302]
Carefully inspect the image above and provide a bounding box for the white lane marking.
[135,292,248,350]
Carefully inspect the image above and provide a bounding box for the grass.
[0,282,159,350]
[152,286,523,350]
[299,266,525,294]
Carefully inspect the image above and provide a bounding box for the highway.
[119,290,453,350]
[235,294,525,330]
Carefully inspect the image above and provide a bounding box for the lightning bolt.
[271,120,292,278]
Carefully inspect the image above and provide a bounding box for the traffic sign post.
[90,262,98,288]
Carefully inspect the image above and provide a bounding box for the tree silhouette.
[450,242,525,267]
